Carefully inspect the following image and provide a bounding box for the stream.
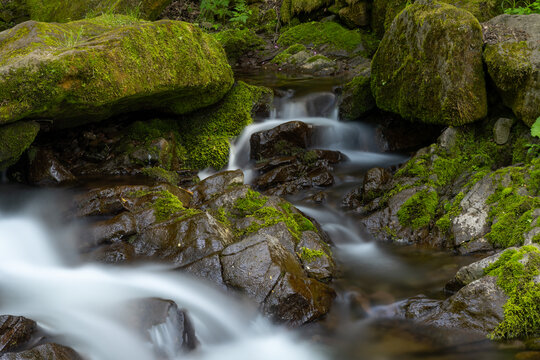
[0,76,519,360]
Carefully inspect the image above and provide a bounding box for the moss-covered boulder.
[280,0,332,24]
[0,0,171,26]
[339,64,375,120]
[372,0,502,38]
[0,121,39,169]
[442,0,501,22]
[338,0,370,28]
[0,15,233,127]
[213,28,265,65]
[371,0,407,37]
[277,21,379,58]
[371,0,487,125]
[483,14,540,127]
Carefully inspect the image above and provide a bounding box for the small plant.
[501,0,540,14]
[525,117,540,160]
[61,26,85,48]
[199,0,251,27]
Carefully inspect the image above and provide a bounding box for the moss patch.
[277,21,379,57]
[397,189,439,229]
[484,246,540,339]
[0,121,40,169]
[271,44,307,65]
[130,189,201,222]
[299,247,326,263]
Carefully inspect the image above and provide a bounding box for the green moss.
[213,28,265,64]
[371,0,408,37]
[397,189,439,229]
[339,72,375,120]
[0,17,233,126]
[277,21,379,57]
[214,207,232,227]
[128,189,201,222]
[299,247,326,263]
[435,191,465,232]
[178,81,272,169]
[272,43,306,65]
[485,177,540,248]
[0,121,40,169]
[484,41,532,92]
[141,167,180,185]
[371,1,486,125]
[234,188,268,216]
[484,246,540,339]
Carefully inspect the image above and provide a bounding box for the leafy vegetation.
[501,0,540,14]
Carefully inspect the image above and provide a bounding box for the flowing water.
[0,77,519,360]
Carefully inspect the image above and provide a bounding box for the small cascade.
[0,208,327,360]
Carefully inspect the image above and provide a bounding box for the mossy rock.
[277,21,379,57]
[0,16,233,128]
[0,120,39,169]
[371,0,487,126]
[213,28,265,64]
[441,0,502,22]
[280,0,333,24]
[338,1,370,28]
[371,0,407,38]
[1,0,171,25]
[339,65,375,120]
[483,14,540,127]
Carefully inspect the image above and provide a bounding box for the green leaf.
[531,116,540,138]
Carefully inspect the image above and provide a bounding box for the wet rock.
[253,156,296,173]
[0,343,82,360]
[133,212,234,267]
[296,231,335,281]
[437,127,458,150]
[190,170,244,207]
[88,242,136,265]
[483,14,540,126]
[309,191,328,204]
[263,272,335,326]
[371,0,487,125]
[362,167,391,201]
[446,248,514,292]
[452,174,496,246]
[250,121,312,160]
[339,1,370,28]
[457,237,494,255]
[419,276,507,334]
[0,316,36,353]
[84,212,137,247]
[124,298,198,353]
[181,255,226,289]
[342,187,363,210]
[0,121,39,170]
[493,118,514,145]
[255,164,301,190]
[306,167,334,187]
[27,149,76,185]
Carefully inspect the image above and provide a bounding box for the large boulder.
[0,0,171,27]
[0,16,233,127]
[0,121,39,169]
[371,0,487,126]
[483,14,540,127]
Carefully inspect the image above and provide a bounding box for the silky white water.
[0,209,327,360]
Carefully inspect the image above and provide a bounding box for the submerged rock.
[0,16,233,127]
[483,14,540,127]
[371,0,487,125]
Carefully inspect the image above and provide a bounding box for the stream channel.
[0,75,519,360]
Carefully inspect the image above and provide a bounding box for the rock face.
[75,171,336,326]
[339,64,375,120]
[0,316,36,353]
[250,121,312,160]
[483,14,540,127]
[371,0,487,126]
[0,344,81,360]
[0,121,39,170]
[0,16,233,127]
